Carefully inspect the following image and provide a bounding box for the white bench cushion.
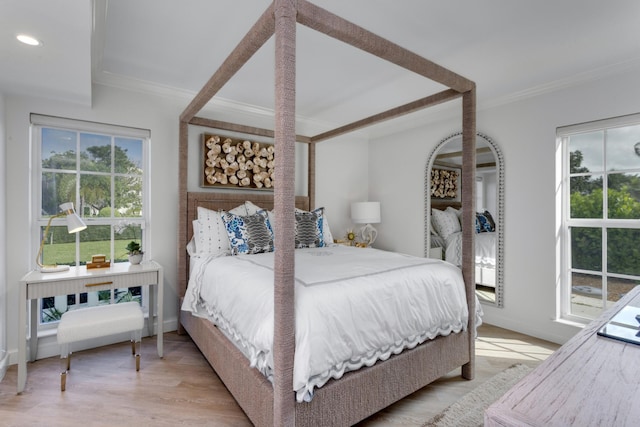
[57,302,144,344]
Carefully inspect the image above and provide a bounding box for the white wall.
[3,84,367,364]
[0,92,7,380]
[370,65,640,344]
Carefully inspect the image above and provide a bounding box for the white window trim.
[557,112,640,324]
[30,114,152,330]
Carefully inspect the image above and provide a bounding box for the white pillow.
[431,208,461,240]
[192,215,229,257]
[446,206,462,221]
[244,201,262,215]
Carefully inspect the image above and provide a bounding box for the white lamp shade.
[59,202,87,233]
[351,202,381,224]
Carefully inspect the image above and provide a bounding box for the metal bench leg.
[132,330,142,371]
[60,343,70,391]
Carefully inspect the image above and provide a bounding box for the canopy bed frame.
[177,1,476,425]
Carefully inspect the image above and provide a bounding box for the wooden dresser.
[485,286,640,426]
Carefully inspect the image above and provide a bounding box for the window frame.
[30,114,151,329]
[558,113,640,324]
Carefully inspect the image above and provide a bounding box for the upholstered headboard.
[430,199,462,211]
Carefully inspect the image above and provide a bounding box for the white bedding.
[182,245,482,402]
[445,231,496,269]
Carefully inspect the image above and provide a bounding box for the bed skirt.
[179,300,471,426]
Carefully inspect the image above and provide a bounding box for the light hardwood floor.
[0,324,559,426]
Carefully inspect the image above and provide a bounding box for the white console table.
[485,286,640,426]
[18,260,164,394]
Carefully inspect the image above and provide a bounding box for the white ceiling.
[3,0,640,134]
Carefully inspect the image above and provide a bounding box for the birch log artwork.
[202,133,275,189]
[431,168,459,198]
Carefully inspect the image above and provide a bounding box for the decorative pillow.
[294,208,325,248]
[193,209,231,256]
[248,201,336,247]
[222,210,274,255]
[446,206,462,222]
[431,208,461,240]
[483,210,496,231]
[321,214,335,246]
[475,212,494,233]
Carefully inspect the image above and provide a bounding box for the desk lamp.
[36,202,87,273]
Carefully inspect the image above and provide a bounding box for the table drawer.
[27,271,158,299]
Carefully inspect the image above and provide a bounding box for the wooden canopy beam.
[310,89,461,143]
[190,116,312,144]
[296,0,474,94]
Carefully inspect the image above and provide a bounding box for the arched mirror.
[425,132,504,307]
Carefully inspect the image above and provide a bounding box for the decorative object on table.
[126,242,143,264]
[36,202,87,273]
[115,220,144,264]
[346,229,356,244]
[86,254,111,269]
[351,201,381,246]
[201,133,275,190]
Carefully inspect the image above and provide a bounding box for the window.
[558,114,640,322]
[31,115,150,326]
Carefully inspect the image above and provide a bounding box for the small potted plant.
[115,220,144,264]
[125,240,144,265]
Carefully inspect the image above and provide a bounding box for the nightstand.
[17,260,164,394]
[428,246,443,259]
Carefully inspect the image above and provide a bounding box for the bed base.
[180,302,470,426]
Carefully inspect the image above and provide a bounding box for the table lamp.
[351,201,381,245]
[36,202,87,273]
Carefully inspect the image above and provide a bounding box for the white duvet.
[182,246,481,402]
[445,231,496,268]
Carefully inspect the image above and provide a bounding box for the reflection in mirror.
[425,132,505,307]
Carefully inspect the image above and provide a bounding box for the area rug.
[422,363,532,427]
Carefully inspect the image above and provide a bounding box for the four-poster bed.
[177,1,477,425]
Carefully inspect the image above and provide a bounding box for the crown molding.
[92,70,364,139]
[92,56,640,142]
[483,57,640,110]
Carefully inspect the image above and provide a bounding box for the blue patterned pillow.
[294,207,325,248]
[221,210,274,255]
[476,212,493,233]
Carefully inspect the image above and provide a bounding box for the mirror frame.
[424,131,505,307]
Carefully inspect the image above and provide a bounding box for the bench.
[56,302,144,391]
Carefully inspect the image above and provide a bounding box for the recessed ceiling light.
[16,34,42,46]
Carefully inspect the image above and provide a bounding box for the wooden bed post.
[308,142,316,210]
[177,119,189,333]
[461,87,477,380]
[273,0,297,425]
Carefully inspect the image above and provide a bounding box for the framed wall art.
[201,133,275,190]
[430,168,459,199]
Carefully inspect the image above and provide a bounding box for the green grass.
[42,241,135,264]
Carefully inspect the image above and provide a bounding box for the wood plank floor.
[0,324,559,426]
